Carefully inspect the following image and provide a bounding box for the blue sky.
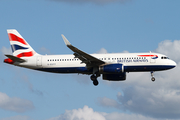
[1,0,180,120]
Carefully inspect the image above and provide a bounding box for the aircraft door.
[37,56,42,66]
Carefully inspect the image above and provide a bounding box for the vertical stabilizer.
[7,29,39,58]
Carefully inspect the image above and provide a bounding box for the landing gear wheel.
[93,80,99,86]
[90,74,99,86]
[90,75,96,81]
[151,77,155,82]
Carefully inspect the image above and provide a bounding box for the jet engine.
[99,64,124,74]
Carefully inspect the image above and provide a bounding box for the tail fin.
[7,29,39,58]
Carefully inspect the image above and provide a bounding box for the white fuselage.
[13,52,176,74]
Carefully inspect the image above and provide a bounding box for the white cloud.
[96,48,108,54]
[104,112,159,120]
[0,92,34,113]
[155,40,180,63]
[48,106,106,120]
[47,105,161,120]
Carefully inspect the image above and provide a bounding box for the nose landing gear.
[151,71,155,82]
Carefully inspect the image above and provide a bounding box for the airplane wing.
[5,54,26,62]
[61,35,105,67]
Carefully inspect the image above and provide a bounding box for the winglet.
[61,34,71,46]
[61,34,105,66]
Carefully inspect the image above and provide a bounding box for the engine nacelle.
[99,64,124,74]
[103,73,126,81]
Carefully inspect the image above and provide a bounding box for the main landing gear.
[90,74,99,86]
[151,71,155,82]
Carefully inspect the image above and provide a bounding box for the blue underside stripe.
[36,65,175,73]
[124,65,175,72]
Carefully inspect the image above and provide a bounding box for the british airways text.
[117,59,148,63]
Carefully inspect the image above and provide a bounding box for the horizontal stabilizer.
[5,54,26,62]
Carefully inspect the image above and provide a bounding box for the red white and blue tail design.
[7,29,39,58]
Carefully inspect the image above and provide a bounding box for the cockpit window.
[161,56,169,59]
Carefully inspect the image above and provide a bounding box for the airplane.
[4,29,177,86]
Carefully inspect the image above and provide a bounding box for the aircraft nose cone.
[171,60,177,68]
